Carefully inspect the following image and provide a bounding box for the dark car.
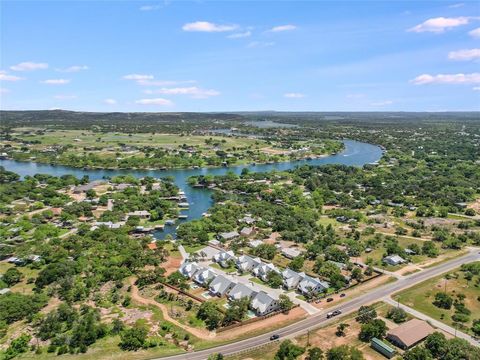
[332,310,342,316]
[339,293,346,298]
[326,297,334,302]
[270,334,280,341]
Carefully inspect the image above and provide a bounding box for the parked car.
[340,293,346,298]
[326,297,334,302]
[327,310,342,319]
[270,334,280,341]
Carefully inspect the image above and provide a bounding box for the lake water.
[0,140,382,239]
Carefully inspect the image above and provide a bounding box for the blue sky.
[1,0,479,112]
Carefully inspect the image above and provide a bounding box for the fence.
[216,304,300,333]
[160,282,206,303]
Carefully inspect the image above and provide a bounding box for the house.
[327,260,347,270]
[0,288,11,295]
[213,250,236,268]
[236,255,261,273]
[383,254,406,266]
[386,319,435,350]
[248,240,264,248]
[282,269,304,290]
[6,257,25,266]
[73,181,103,194]
[209,275,236,297]
[281,247,301,259]
[253,262,278,282]
[127,210,151,219]
[228,283,257,301]
[192,267,217,286]
[250,291,280,316]
[371,338,396,359]
[298,274,329,295]
[179,262,201,278]
[240,227,255,237]
[218,231,240,241]
[240,216,255,225]
[147,242,158,251]
[27,254,42,263]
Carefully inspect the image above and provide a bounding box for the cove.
[0,140,383,240]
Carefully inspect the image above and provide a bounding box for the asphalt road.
[157,249,480,360]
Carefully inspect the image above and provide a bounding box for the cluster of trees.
[274,340,364,360]
[355,305,388,342]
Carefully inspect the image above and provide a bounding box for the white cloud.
[137,79,194,86]
[182,21,237,32]
[56,65,89,73]
[135,98,173,106]
[269,24,297,32]
[247,41,275,48]
[0,71,24,81]
[144,86,220,99]
[0,88,10,94]
[410,73,480,84]
[123,74,154,80]
[408,16,470,33]
[41,79,70,85]
[227,31,252,39]
[448,3,464,8]
[140,5,161,11]
[469,27,480,38]
[371,100,393,106]
[54,94,77,100]
[284,92,305,98]
[104,98,117,105]
[448,48,480,60]
[10,61,48,71]
[473,86,480,91]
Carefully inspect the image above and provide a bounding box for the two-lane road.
[157,249,480,360]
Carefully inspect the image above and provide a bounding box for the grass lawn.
[393,267,480,335]
[210,263,237,273]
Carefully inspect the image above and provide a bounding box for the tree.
[2,268,23,286]
[119,326,148,350]
[472,319,480,336]
[433,292,453,310]
[197,301,223,330]
[306,347,323,360]
[326,345,364,360]
[422,241,439,258]
[208,354,224,360]
[356,305,377,324]
[424,332,448,358]
[386,307,407,323]
[358,319,387,342]
[351,268,363,282]
[336,323,349,337]
[267,271,284,289]
[402,346,433,360]
[274,340,305,360]
[4,334,32,360]
[289,256,304,272]
[278,294,294,312]
[223,298,249,325]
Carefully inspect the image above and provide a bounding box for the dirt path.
[128,279,213,339]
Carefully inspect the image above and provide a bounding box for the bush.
[386,307,407,323]
[119,327,148,351]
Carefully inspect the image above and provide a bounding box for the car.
[326,312,334,318]
[326,297,334,302]
[333,310,342,316]
[340,293,346,298]
[270,334,280,341]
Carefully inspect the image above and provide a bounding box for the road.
[154,249,480,360]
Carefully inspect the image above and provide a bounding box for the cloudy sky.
[1,0,479,112]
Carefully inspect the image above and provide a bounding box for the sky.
[1,0,480,112]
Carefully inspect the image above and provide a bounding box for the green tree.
[326,345,364,360]
[2,268,23,287]
[358,319,387,342]
[403,347,433,360]
[119,327,148,351]
[356,305,377,324]
[274,340,305,360]
[306,347,323,360]
[336,323,349,337]
[433,292,453,310]
[386,307,408,323]
[197,301,223,330]
[267,271,284,288]
[278,294,294,312]
[424,332,448,358]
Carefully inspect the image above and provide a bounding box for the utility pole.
[307,329,310,347]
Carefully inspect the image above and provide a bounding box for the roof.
[281,247,301,258]
[228,283,257,300]
[384,254,405,263]
[209,275,235,295]
[251,291,277,313]
[219,231,240,240]
[387,319,435,348]
[371,338,395,354]
[147,242,157,250]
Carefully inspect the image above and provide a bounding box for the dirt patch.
[162,254,183,276]
[396,264,421,276]
[264,232,281,245]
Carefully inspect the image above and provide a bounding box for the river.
[0,140,382,239]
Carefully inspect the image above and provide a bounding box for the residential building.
[218,231,240,241]
[282,268,304,290]
[209,275,236,297]
[383,254,406,266]
[281,247,301,259]
[386,319,435,350]
[371,338,396,359]
[253,262,278,282]
[213,250,236,267]
[179,262,201,279]
[228,283,258,301]
[236,255,261,273]
[298,273,329,295]
[240,227,255,237]
[250,291,280,316]
[192,267,217,286]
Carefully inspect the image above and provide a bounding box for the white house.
[192,267,217,286]
[250,291,280,316]
[213,250,236,268]
[298,274,329,295]
[179,262,201,278]
[248,240,264,248]
[281,247,301,259]
[209,275,236,297]
[252,262,278,282]
[228,283,257,301]
[218,231,240,241]
[282,268,304,290]
[236,255,262,273]
[383,254,406,266]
